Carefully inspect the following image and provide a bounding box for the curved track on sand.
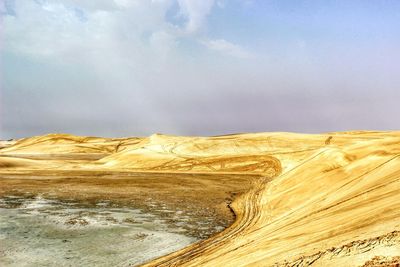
[142,177,270,267]
[142,134,400,267]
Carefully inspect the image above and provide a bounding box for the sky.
[0,0,399,138]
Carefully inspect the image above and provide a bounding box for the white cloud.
[1,0,399,139]
[0,1,6,13]
[62,0,118,11]
[0,0,264,138]
[2,1,177,61]
[177,0,215,33]
[2,0,248,63]
[202,38,251,58]
[149,30,177,62]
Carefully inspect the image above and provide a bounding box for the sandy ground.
[0,196,197,267]
[0,171,262,239]
[1,131,400,266]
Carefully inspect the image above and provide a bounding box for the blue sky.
[1,0,399,138]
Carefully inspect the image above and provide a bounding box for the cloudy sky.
[1,0,399,138]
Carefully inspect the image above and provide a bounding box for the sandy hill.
[0,133,143,155]
[0,131,399,266]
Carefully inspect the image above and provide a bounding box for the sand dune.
[0,131,399,266]
[0,133,143,158]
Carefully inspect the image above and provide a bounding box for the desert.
[1,131,399,266]
[2,1,399,266]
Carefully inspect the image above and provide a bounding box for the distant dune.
[1,131,399,266]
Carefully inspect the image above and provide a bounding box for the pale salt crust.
[0,196,198,267]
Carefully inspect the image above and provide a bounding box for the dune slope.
[0,131,399,266]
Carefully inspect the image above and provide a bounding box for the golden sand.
[1,131,399,266]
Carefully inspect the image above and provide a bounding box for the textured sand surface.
[1,131,399,266]
[0,196,197,267]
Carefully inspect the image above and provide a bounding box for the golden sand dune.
[0,131,399,266]
[0,133,143,159]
